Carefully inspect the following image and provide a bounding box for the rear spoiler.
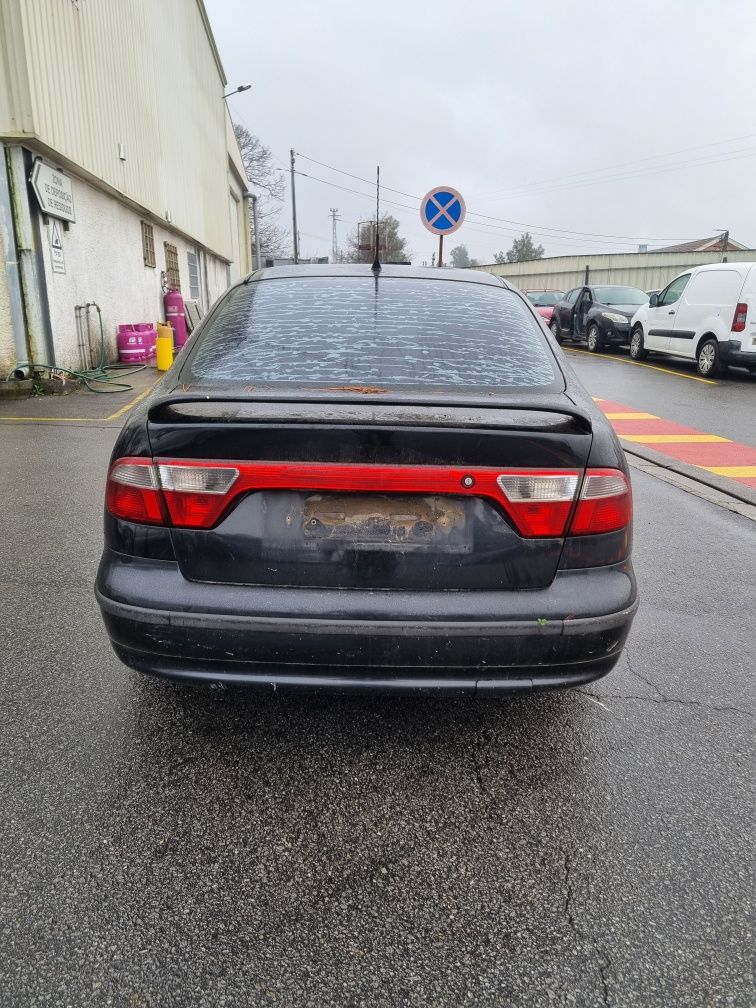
[147,393,593,434]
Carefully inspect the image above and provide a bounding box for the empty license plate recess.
[302,494,470,551]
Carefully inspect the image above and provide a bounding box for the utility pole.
[721,229,729,263]
[330,208,340,264]
[290,149,299,264]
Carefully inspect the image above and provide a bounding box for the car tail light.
[157,463,240,528]
[496,472,579,536]
[105,460,631,538]
[106,459,165,524]
[569,469,632,535]
[732,302,748,332]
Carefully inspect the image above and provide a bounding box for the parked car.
[630,263,756,376]
[96,265,637,694]
[550,285,649,351]
[523,289,565,325]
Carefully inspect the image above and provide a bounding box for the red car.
[524,290,565,325]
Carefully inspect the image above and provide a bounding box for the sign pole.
[438,234,443,268]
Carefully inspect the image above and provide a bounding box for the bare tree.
[343,215,411,264]
[233,123,289,260]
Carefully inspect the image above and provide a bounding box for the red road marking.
[595,398,756,490]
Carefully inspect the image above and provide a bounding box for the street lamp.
[223,84,251,99]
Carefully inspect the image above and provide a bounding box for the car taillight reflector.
[156,463,240,527]
[105,460,631,538]
[496,472,580,536]
[732,302,748,332]
[569,469,632,535]
[106,459,165,524]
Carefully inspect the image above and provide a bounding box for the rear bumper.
[96,552,637,694]
[720,339,756,368]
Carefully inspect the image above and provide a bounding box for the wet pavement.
[1,383,754,1007]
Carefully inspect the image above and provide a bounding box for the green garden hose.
[9,303,147,393]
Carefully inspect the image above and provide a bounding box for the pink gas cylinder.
[117,323,157,364]
[164,289,188,349]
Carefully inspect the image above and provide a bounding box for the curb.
[621,439,756,509]
[0,379,33,400]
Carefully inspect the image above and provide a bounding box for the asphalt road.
[1,414,754,1008]
[564,346,756,445]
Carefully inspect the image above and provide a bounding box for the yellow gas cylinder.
[155,322,174,371]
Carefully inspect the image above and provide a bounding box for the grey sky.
[207,0,756,264]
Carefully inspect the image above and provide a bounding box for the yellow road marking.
[105,381,158,421]
[565,347,717,384]
[621,434,731,443]
[702,465,756,477]
[605,411,659,420]
[0,416,96,422]
[0,377,158,424]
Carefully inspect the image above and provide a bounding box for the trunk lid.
[147,397,593,591]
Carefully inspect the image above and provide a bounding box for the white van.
[629,262,756,377]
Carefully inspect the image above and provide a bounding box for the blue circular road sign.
[421,186,466,235]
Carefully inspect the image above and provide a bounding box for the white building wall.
[0,245,13,374]
[37,167,231,372]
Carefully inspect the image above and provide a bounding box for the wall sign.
[50,220,66,274]
[31,159,76,223]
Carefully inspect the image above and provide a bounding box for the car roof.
[246,263,515,289]
[687,262,756,272]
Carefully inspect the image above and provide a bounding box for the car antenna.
[371,165,381,273]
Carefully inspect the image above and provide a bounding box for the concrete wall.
[37,166,231,372]
[474,250,756,293]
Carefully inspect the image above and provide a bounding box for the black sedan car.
[96,265,637,694]
[550,285,649,351]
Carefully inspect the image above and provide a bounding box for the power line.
[293,167,698,249]
[473,144,756,203]
[472,130,756,201]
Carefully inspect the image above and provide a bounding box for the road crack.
[560,848,613,1006]
[624,649,667,701]
[575,689,754,720]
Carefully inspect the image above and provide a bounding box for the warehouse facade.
[0,0,252,377]
[474,248,756,294]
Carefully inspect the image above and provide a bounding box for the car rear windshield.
[592,286,648,306]
[526,291,562,306]
[186,277,559,390]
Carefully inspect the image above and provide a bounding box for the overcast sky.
[207,0,756,264]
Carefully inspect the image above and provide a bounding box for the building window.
[187,250,201,301]
[164,242,180,290]
[141,222,155,268]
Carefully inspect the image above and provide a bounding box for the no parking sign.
[421,186,466,265]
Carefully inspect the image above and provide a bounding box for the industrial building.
[0,0,252,377]
[474,244,756,293]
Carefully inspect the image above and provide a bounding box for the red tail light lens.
[158,463,240,528]
[732,302,748,332]
[569,469,632,535]
[496,472,579,536]
[106,459,165,524]
[105,460,631,538]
